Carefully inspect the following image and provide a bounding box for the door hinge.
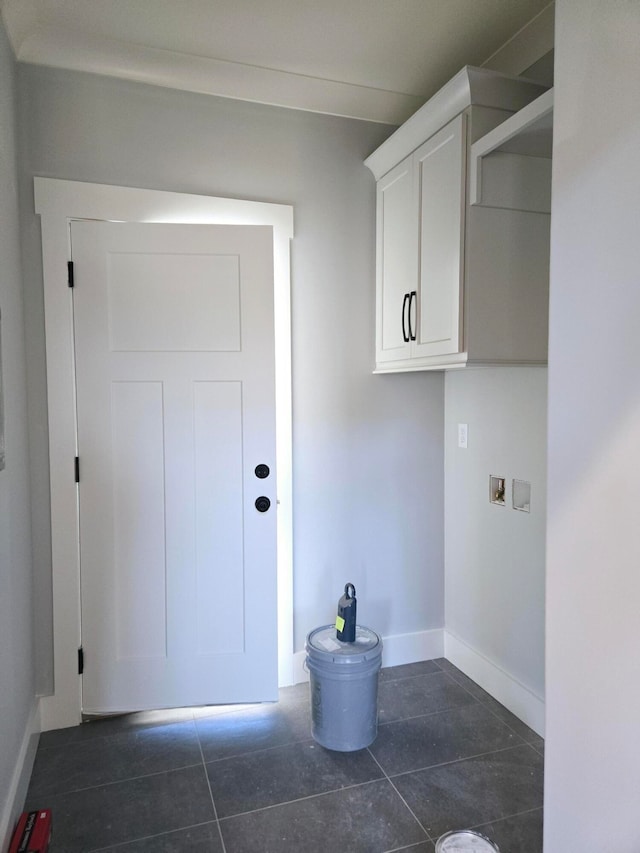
[78,647,84,675]
[68,260,75,288]
[74,456,80,483]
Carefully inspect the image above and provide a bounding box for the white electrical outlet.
[458,423,468,448]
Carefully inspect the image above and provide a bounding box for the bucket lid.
[435,830,500,852]
[306,625,382,664]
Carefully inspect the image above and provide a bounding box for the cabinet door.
[375,156,417,367]
[412,114,466,359]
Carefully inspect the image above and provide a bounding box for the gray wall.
[17,64,445,689]
[0,18,37,842]
[545,0,640,848]
[444,368,547,699]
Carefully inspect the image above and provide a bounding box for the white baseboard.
[381,628,444,668]
[444,630,545,736]
[0,699,41,851]
[292,628,445,684]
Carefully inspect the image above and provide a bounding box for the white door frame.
[35,178,294,731]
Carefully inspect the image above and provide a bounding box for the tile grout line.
[370,738,544,849]
[38,702,266,751]
[379,668,450,687]
[196,732,318,766]
[366,746,435,845]
[469,803,544,833]
[38,666,540,851]
[216,775,388,822]
[376,683,506,731]
[385,741,540,782]
[196,723,228,853]
[379,696,482,728]
[85,819,221,853]
[368,671,544,847]
[37,714,200,750]
[383,843,434,853]
[197,672,537,829]
[439,664,544,748]
[30,759,206,799]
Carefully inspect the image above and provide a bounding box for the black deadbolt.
[255,464,270,479]
[255,496,271,513]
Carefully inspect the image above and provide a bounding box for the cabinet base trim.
[374,357,547,374]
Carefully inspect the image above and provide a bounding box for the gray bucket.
[305,624,382,752]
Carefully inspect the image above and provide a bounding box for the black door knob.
[255,464,270,479]
[255,496,271,513]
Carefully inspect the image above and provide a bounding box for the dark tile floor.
[25,658,544,852]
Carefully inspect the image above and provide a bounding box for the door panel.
[111,380,167,661]
[193,380,244,655]
[376,156,417,365]
[107,252,241,351]
[71,220,277,713]
[413,114,466,358]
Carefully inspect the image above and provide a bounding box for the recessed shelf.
[470,88,554,213]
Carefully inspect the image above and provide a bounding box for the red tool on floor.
[9,809,52,853]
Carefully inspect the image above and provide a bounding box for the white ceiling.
[1,0,553,124]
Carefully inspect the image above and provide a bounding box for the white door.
[71,220,278,714]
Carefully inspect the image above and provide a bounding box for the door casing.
[35,178,294,731]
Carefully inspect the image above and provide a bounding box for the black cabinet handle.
[255,496,271,513]
[408,291,417,341]
[401,293,410,343]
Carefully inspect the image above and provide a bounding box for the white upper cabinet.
[375,155,416,366]
[366,67,551,372]
[413,114,466,361]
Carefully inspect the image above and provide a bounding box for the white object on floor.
[435,829,500,851]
